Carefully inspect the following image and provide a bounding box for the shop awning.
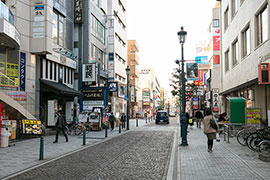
[0,91,36,119]
[219,78,258,95]
[40,80,81,96]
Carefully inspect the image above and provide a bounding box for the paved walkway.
[179,126,270,180]
[0,119,150,179]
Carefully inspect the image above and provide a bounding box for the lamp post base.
[180,113,188,146]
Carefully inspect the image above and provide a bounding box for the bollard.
[39,136,44,160]
[146,118,147,124]
[136,118,138,127]
[83,130,86,145]
[119,123,121,133]
[105,124,108,138]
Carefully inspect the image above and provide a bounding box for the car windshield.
[157,112,167,117]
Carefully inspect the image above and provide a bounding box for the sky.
[126,0,217,92]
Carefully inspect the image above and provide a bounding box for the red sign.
[193,70,204,86]
[213,107,219,112]
[213,55,220,64]
[213,36,220,51]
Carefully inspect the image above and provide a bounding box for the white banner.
[82,64,96,82]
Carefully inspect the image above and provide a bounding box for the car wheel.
[155,121,158,124]
[167,121,169,124]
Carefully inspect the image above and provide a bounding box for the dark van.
[156,110,169,124]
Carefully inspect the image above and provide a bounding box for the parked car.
[169,112,176,117]
[156,110,169,124]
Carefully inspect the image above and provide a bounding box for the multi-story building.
[75,0,108,115]
[139,65,161,118]
[127,40,140,118]
[0,0,80,138]
[107,0,127,118]
[219,0,270,124]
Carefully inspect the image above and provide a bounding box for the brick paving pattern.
[8,131,174,180]
[180,127,270,180]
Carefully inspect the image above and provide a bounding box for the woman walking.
[203,108,219,152]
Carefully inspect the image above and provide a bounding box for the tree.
[169,67,199,101]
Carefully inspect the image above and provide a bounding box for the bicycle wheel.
[236,130,246,146]
[66,126,71,135]
[246,133,263,152]
[258,140,270,156]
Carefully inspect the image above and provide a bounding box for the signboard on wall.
[20,52,26,91]
[82,64,96,82]
[213,28,220,51]
[108,82,118,92]
[74,0,83,23]
[258,63,270,84]
[246,108,261,127]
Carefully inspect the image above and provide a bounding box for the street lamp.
[125,66,130,130]
[177,26,188,146]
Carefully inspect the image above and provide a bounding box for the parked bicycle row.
[236,125,270,157]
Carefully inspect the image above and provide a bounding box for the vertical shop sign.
[213,28,220,51]
[193,69,203,86]
[20,52,26,91]
[212,88,219,112]
[75,0,83,23]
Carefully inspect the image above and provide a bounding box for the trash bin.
[1,128,11,148]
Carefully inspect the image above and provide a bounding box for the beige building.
[127,40,140,118]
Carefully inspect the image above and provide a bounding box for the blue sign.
[108,82,118,92]
[34,5,45,11]
[195,56,208,64]
[193,97,199,101]
[109,53,114,61]
[20,52,26,91]
[124,96,128,101]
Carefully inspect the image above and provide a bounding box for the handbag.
[210,116,218,130]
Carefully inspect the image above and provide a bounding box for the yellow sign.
[246,108,261,125]
[22,120,42,125]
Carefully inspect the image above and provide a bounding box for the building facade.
[127,40,140,118]
[219,0,270,124]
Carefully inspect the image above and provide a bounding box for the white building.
[219,0,270,124]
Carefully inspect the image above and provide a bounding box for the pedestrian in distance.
[203,108,219,153]
[120,113,126,129]
[53,109,68,143]
[195,110,203,128]
[185,112,190,133]
[109,112,116,131]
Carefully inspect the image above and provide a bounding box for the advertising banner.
[246,108,261,127]
[20,52,26,91]
[186,63,198,81]
[21,119,42,135]
[193,69,204,86]
[118,85,126,98]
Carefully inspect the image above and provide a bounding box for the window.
[242,25,250,57]
[224,7,229,30]
[213,19,219,28]
[232,39,239,66]
[225,50,230,72]
[256,4,268,46]
[231,0,239,18]
[91,15,105,44]
[52,11,65,46]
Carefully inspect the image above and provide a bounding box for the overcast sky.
[127,0,217,92]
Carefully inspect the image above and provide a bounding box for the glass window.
[52,12,58,44]
[213,19,219,28]
[224,7,229,30]
[242,25,250,58]
[232,39,239,66]
[256,5,268,46]
[225,50,230,71]
[91,15,105,44]
[0,47,6,75]
[231,0,239,18]
[59,15,64,46]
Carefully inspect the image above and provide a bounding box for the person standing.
[203,108,219,152]
[195,110,203,128]
[53,109,68,143]
[109,112,116,131]
[120,113,126,129]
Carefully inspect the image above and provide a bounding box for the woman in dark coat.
[203,109,219,152]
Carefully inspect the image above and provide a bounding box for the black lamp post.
[125,66,130,130]
[177,26,188,146]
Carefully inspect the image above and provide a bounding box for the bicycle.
[66,123,84,136]
[258,139,270,156]
[246,126,270,152]
[236,125,257,146]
